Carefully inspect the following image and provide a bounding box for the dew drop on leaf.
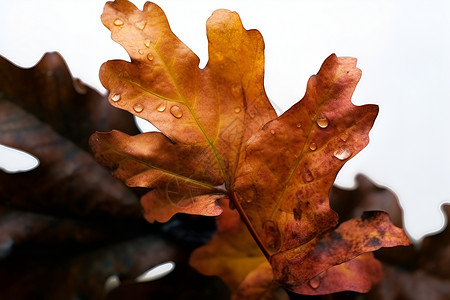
[113,19,124,26]
[111,93,121,102]
[308,277,321,289]
[234,107,241,113]
[316,116,329,128]
[333,147,352,160]
[147,53,154,61]
[170,105,183,119]
[156,101,167,112]
[138,49,144,55]
[270,129,275,135]
[309,142,317,151]
[143,40,151,48]
[133,103,144,113]
[296,123,302,128]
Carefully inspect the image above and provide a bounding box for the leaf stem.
[229,191,271,261]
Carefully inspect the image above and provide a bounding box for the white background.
[1,0,449,241]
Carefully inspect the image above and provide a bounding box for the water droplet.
[135,20,146,30]
[156,101,167,112]
[133,103,144,113]
[316,116,329,128]
[111,93,121,102]
[270,129,275,135]
[234,107,241,113]
[309,142,317,151]
[147,53,153,61]
[309,277,321,289]
[334,147,352,160]
[302,169,314,182]
[296,123,302,128]
[113,19,124,26]
[138,49,144,55]
[245,198,252,203]
[170,105,183,118]
[143,40,151,48]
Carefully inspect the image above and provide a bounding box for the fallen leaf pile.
[0,52,448,300]
[90,0,411,298]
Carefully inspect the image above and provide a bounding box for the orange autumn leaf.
[90,0,411,296]
[190,199,288,299]
[90,130,223,222]
[189,199,267,291]
[270,211,410,292]
[233,55,379,254]
[192,203,408,296]
[91,0,276,222]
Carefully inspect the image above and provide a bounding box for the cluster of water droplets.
[110,92,184,119]
[309,115,352,160]
[111,93,144,113]
[150,101,184,118]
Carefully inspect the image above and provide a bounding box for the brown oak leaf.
[91,0,411,296]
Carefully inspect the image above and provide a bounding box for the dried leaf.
[0,54,140,219]
[93,0,276,221]
[0,53,138,151]
[234,54,379,253]
[292,253,382,295]
[365,204,450,300]
[90,130,224,222]
[0,236,182,299]
[190,199,266,290]
[233,262,289,300]
[417,204,450,279]
[190,200,287,300]
[330,174,404,227]
[271,211,409,289]
[93,0,411,295]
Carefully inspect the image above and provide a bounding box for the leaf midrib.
[106,147,226,193]
[128,42,228,184]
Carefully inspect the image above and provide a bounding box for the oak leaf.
[92,0,277,223]
[91,0,411,296]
